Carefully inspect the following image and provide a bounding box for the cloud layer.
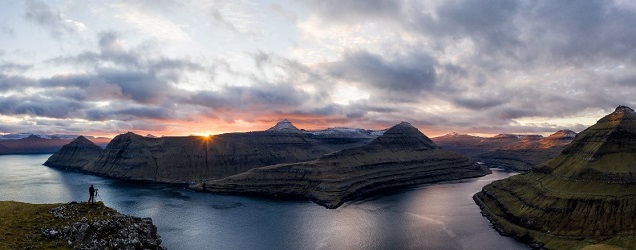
[1,0,635,136]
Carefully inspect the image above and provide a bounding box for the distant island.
[0,133,110,155]
[474,106,636,249]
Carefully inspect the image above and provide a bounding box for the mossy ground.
[0,201,114,249]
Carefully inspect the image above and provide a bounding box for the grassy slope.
[474,172,636,249]
[0,201,114,249]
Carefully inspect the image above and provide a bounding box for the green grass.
[0,201,115,249]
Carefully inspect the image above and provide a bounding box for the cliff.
[0,201,163,249]
[474,130,577,171]
[195,122,491,208]
[44,136,104,170]
[432,130,577,171]
[45,120,377,183]
[473,106,636,249]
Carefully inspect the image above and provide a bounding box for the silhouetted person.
[89,184,96,203]
[202,182,206,191]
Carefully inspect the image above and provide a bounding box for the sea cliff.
[45,121,377,183]
[474,106,636,249]
[195,122,491,208]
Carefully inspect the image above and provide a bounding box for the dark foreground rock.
[195,122,491,208]
[0,201,164,250]
[474,106,636,249]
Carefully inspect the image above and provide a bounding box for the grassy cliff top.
[0,201,115,249]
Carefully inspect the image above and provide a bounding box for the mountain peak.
[68,135,99,147]
[546,129,577,140]
[266,119,301,132]
[539,106,636,181]
[615,105,635,113]
[367,122,437,150]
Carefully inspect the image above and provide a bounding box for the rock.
[473,105,636,249]
[198,122,491,208]
[41,202,165,250]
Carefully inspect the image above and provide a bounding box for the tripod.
[95,189,103,202]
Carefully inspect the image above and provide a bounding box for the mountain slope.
[196,122,490,208]
[45,120,376,183]
[474,106,636,249]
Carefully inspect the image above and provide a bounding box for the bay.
[0,154,527,250]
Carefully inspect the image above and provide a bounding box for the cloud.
[24,0,86,39]
[305,0,402,22]
[325,50,437,102]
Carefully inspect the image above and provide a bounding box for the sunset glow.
[1,1,636,138]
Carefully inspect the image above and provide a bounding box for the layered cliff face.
[474,106,636,249]
[197,122,491,208]
[475,130,577,171]
[44,136,103,170]
[432,130,577,171]
[45,120,377,183]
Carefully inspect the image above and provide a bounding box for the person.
[89,184,96,203]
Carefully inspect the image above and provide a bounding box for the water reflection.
[0,154,528,250]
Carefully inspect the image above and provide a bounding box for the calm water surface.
[0,154,527,250]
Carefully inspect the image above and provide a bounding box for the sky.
[1,0,636,138]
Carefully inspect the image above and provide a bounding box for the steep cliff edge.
[45,120,377,183]
[474,106,636,249]
[196,122,490,208]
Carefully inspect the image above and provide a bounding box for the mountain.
[473,106,636,249]
[266,119,301,132]
[45,120,377,183]
[194,122,490,208]
[0,133,110,155]
[432,130,577,171]
[44,136,104,170]
[474,130,577,171]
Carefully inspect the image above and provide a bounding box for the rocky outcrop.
[474,106,636,249]
[195,122,490,208]
[45,120,377,183]
[42,202,164,249]
[0,201,163,250]
[433,130,577,171]
[44,136,104,170]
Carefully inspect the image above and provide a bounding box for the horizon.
[2,1,636,138]
[0,117,582,139]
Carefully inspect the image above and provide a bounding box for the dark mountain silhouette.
[195,122,490,208]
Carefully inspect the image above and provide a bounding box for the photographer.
[88,184,96,203]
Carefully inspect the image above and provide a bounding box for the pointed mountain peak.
[68,135,98,147]
[266,119,301,132]
[615,105,635,113]
[368,122,437,150]
[539,106,636,181]
[598,105,636,124]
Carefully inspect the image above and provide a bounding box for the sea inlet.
[0,154,528,249]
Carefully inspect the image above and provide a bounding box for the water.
[0,154,528,250]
